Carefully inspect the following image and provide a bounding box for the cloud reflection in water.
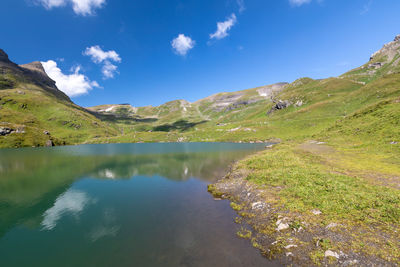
[41,189,93,230]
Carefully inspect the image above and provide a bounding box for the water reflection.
[88,208,120,242]
[0,143,275,267]
[41,189,94,230]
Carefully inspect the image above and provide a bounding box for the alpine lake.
[0,143,280,267]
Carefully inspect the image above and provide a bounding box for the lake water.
[0,143,279,267]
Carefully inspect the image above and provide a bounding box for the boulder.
[251,202,265,210]
[275,100,291,110]
[368,62,383,69]
[0,127,13,136]
[268,100,291,114]
[16,126,25,133]
[325,250,339,259]
[295,100,303,107]
[312,209,322,215]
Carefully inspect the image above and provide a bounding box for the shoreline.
[208,143,400,266]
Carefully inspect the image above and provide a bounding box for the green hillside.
[0,49,119,148]
[1,35,400,150]
[205,35,400,265]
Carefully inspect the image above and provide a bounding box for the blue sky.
[1,0,400,107]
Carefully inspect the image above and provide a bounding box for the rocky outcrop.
[267,100,292,114]
[0,127,13,136]
[370,34,400,62]
[225,99,259,112]
[342,34,400,81]
[20,61,59,90]
[256,82,288,99]
[368,62,383,69]
[0,49,11,64]
[87,104,138,117]
[20,61,48,76]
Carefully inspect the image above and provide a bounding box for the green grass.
[243,144,400,224]
[0,84,119,148]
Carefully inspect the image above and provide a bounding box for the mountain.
[0,50,70,101]
[0,50,119,148]
[342,34,400,83]
[1,35,400,147]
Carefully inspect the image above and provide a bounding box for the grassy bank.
[209,140,400,265]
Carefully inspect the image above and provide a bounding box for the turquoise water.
[0,143,278,267]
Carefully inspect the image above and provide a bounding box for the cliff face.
[0,49,11,63]
[0,49,71,102]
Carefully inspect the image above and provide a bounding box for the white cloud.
[210,14,237,40]
[71,0,105,15]
[37,0,105,16]
[102,61,118,79]
[84,45,121,79]
[83,45,121,63]
[41,189,93,230]
[39,0,66,9]
[237,0,245,13]
[171,34,196,56]
[289,0,312,6]
[42,60,99,97]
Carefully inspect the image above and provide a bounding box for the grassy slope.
[206,75,400,264]
[0,80,119,148]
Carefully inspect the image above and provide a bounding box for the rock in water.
[45,140,54,147]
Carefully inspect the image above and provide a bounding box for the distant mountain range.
[1,35,400,148]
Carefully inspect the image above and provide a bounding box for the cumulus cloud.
[37,0,105,16]
[210,14,237,40]
[83,45,121,63]
[289,0,312,6]
[171,34,196,56]
[42,60,99,97]
[84,45,121,79]
[101,61,118,79]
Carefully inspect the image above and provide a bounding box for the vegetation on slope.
[205,36,400,265]
[0,80,119,148]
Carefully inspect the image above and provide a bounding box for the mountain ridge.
[0,34,399,147]
[0,49,70,102]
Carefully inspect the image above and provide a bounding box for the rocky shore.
[208,147,398,266]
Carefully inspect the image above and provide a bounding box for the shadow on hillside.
[153,119,208,132]
[92,112,158,124]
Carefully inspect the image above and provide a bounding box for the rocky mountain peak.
[0,49,71,102]
[20,61,47,76]
[370,34,400,62]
